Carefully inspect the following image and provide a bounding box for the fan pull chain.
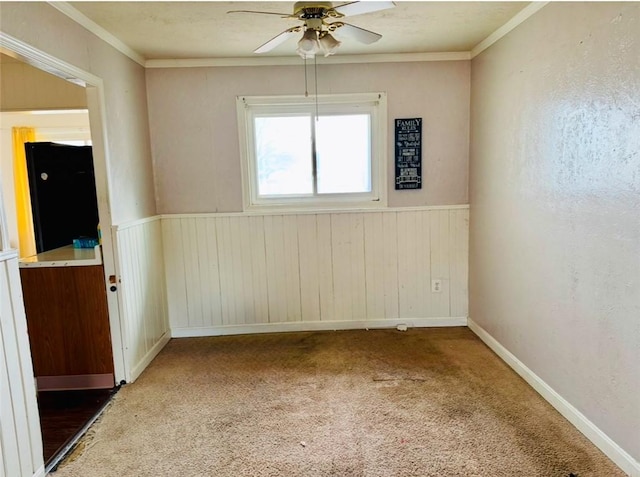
[314,54,319,121]
[304,56,309,97]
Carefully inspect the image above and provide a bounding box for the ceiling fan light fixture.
[319,32,341,56]
[296,28,320,58]
[229,1,395,57]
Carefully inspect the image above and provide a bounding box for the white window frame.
[237,92,387,211]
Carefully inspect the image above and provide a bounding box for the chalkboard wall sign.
[394,117,422,190]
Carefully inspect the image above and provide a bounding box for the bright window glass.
[316,114,371,194]
[254,116,312,196]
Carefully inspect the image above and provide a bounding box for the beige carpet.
[54,328,623,476]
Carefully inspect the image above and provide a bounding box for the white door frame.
[0,32,128,384]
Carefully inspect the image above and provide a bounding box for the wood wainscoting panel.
[0,251,45,476]
[162,207,470,335]
[114,217,170,382]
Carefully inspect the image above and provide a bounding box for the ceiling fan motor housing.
[293,1,339,20]
[305,18,324,31]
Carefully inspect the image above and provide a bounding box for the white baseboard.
[33,464,46,477]
[128,331,171,383]
[171,317,468,338]
[468,318,640,477]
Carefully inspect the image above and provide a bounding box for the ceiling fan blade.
[254,27,302,54]
[332,1,395,18]
[332,22,382,44]
[227,9,292,18]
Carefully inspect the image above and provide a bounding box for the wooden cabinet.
[20,264,114,390]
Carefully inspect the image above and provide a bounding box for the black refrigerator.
[25,142,99,254]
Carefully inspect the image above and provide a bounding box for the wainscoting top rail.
[112,215,161,231]
[0,249,18,262]
[157,204,470,221]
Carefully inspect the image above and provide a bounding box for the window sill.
[243,199,387,215]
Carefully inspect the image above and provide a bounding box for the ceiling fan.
[228,1,396,58]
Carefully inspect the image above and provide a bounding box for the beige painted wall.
[470,2,639,464]
[0,53,87,111]
[0,2,156,223]
[146,61,469,213]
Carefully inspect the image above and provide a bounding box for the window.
[237,93,387,210]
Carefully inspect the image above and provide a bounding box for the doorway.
[37,388,115,467]
[0,45,126,470]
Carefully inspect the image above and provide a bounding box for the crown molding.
[48,1,146,66]
[145,51,470,68]
[471,1,549,59]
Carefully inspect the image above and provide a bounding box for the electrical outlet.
[431,279,442,293]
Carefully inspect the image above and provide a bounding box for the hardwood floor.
[38,388,115,466]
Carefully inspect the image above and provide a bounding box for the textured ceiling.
[68,1,529,59]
